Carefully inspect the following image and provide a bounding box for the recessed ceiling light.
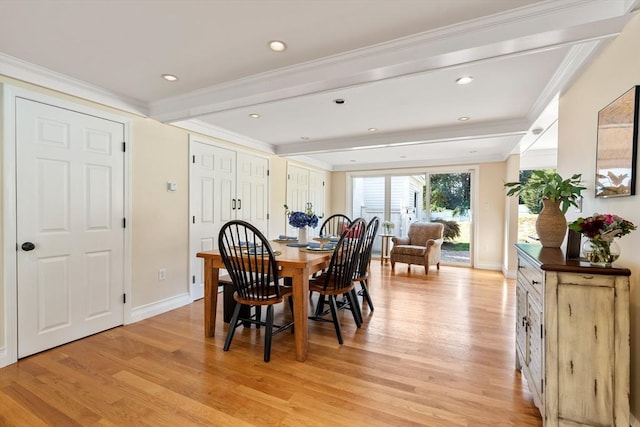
[162,74,178,82]
[334,99,345,105]
[458,116,470,121]
[249,113,260,119]
[456,76,474,85]
[350,159,356,162]
[301,136,309,140]
[469,150,477,154]
[269,40,287,52]
[400,155,407,159]
[368,128,377,132]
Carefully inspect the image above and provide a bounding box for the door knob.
[21,242,35,251]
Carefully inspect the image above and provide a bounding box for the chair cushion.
[392,245,426,257]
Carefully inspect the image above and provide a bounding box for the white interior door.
[236,152,268,235]
[189,140,235,299]
[16,98,125,358]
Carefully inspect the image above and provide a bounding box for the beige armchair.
[390,222,444,274]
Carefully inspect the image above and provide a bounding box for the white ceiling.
[1,0,638,171]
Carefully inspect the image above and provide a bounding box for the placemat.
[286,243,308,247]
[299,247,335,253]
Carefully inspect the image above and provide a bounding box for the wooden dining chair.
[308,218,367,344]
[218,220,293,362]
[319,213,352,237]
[323,216,379,324]
[353,216,380,312]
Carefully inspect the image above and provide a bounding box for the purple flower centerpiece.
[568,213,636,267]
[284,203,319,243]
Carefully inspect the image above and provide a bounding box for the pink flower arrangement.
[568,213,636,243]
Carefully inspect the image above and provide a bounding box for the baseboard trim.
[474,262,503,271]
[128,292,191,324]
[502,266,517,279]
[0,346,12,369]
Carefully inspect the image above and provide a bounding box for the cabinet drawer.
[518,255,543,297]
[557,272,616,288]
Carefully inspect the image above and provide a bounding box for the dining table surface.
[196,240,333,361]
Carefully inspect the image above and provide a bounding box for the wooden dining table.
[197,241,332,361]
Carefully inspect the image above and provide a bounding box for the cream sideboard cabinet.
[515,244,630,427]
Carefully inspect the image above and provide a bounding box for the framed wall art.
[595,85,639,198]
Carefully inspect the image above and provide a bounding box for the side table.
[380,234,394,264]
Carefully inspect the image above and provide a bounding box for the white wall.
[557,12,640,419]
[0,76,323,366]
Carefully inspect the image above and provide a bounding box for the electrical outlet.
[158,268,166,280]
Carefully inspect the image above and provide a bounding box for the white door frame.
[1,84,133,368]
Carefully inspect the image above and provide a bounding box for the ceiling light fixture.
[301,136,309,140]
[162,74,178,82]
[368,128,377,132]
[269,40,287,52]
[456,76,474,85]
[249,113,260,119]
[458,116,470,121]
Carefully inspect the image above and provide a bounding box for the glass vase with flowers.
[568,213,636,267]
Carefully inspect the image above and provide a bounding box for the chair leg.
[224,303,243,351]
[288,295,295,333]
[264,305,274,362]
[255,306,262,328]
[314,294,327,318]
[328,295,343,345]
[360,279,374,311]
[346,290,362,327]
[437,262,440,270]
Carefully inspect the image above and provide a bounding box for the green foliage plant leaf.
[504,170,585,214]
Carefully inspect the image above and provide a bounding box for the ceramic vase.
[298,227,308,244]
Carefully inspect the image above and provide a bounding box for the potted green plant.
[504,170,586,248]
[382,221,395,235]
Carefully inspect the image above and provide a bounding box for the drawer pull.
[532,280,541,285]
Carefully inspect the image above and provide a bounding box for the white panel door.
[286,165,309,213]
[236,152,268,235]
[189,141,235,299]
[16,98,125,358]
[308,169,325,217]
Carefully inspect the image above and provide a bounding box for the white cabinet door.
[189,139,269,299]
[286,164,309,213]
[189,141,235,299]
[16,98,125,358]
[286,164,324,236]
[308,169,325,218]
[236,152,268,235]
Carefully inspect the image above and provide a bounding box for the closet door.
[189,141,235,299]
[236,152,268,235]
[16,98,125,357]
[286,164,309,213]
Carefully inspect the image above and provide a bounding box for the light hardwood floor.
[0,262,542,426]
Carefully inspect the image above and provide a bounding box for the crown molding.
[275,118,529,156]
[0,53,147,116]
[329,152,505,172]
[171,119,274,154]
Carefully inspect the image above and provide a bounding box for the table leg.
[204,259,219,337]
[291,268,309,361]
